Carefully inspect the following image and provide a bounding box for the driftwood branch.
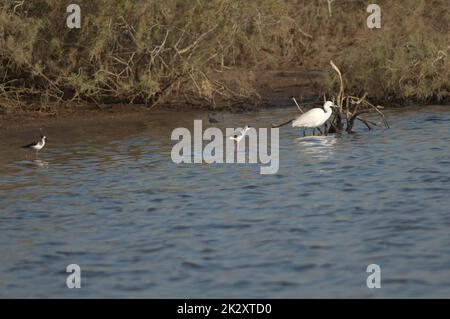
[292,97,304,113]
[330,60,344,109]
[327,60,389,133]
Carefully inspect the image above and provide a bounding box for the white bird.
[292,101,337,136]
[22,135,47,154]
[229,125,251,143]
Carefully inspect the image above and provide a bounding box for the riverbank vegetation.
[0,0,448,113]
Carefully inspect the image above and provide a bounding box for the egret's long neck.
[323,105,333,121]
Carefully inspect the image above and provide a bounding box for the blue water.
[0,105,449,298]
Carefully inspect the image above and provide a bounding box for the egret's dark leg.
[312,128,315,136]
[324,123,328,135]
[303,129,306,137]
[316,127,323,135]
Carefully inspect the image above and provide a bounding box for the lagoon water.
[0,105,449,298]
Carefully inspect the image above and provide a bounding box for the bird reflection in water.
[295,135,337,161]
[31,159,49,168]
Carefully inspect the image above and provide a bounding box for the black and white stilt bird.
[229,125,251,143]
[22,135,47,155]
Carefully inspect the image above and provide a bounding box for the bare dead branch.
[292,97,304,113]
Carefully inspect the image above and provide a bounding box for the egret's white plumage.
[292,101,336,134]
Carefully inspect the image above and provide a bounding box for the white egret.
[292,101,337,136]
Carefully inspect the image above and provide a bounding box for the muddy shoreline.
[1,98,447,133]
[0,69,322,127]
[1,69,448,131]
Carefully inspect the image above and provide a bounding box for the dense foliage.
[0,0,448,112]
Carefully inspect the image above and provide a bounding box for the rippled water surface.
[0,105,449,298]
